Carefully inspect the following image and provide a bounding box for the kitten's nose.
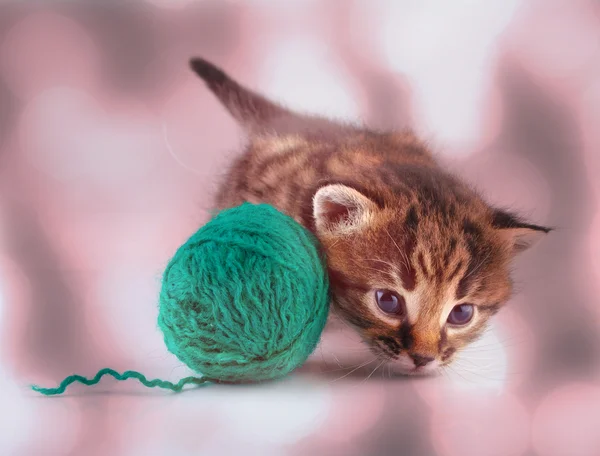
[410,353,435,367]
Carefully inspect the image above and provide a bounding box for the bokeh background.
[1,1,599,455]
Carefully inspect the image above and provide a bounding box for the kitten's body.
[191,58,550,375]
[215,128,434,228]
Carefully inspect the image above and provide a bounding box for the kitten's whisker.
[328,238,342,249]
[448,361,522,379]
[383,227,411,270]
[328,356,380,382]
[478,327,528,342]
[462,249,493,281]
[328,317,372,349]
[473,272,496,284]
[439,367,451,381]
[485,335,528,347]
[451,359,497,370]
[365,258,398,270]
[329,350,343,368]
[168,363,188,378]
[466,337,527,349]
[320,356,379,373]
[361,265,396,278]
[330,346,373,351]
[444,364,478,384]
[359,358,388,386]
[455,355,508,361]
[465,342,523,353]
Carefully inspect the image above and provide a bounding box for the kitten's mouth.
[407,365,439,376]
[387,353,440,377]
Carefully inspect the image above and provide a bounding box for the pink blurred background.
[0,1,599,455]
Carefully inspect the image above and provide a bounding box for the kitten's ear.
[491,209,552,254]
[313,184,379,235]
[189,57,290,133]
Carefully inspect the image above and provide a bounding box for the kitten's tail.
[189,57,290,133]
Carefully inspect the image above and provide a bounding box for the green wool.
[158,203,330,383]
[31,203,330,395]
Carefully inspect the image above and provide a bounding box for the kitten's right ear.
[491,208,552,254]
[313,184,379,235]
[189,57,289,133]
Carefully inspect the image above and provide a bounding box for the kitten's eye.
[447,304,474,325]
[375,290,405,315]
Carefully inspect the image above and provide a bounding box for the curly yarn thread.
[31,368,208,395]
[31,203,330,394]
[158,202,330,383]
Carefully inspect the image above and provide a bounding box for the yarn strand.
[31,368,210,396]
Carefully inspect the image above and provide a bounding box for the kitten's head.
[190,57,551,375]
[312,169,550,374]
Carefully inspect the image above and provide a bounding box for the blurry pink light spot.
[431,392,530,456]
[161,79,242,178]
[0,255,32,371]
[86,269,163,361]
[414,308,535,410]
[19,87,161,185]
[143,47,201,102]
[318,382,385,443]
[379,1,520,151]
[580,80,600,199]
[260,36,360,122]
[492,305,537,386]
[460,152,551,223]
[592,213,600,291]
[478,83,505,151]
[19,87,98,180]
[144,0,197,9]
[80,100,163,184]
[510,2,600,80]
[216,380,331,445]
[532,383,600,456]
[0,259,35,448]
[414,334,509,408]
[0,12,100,100]
[29,400,82,455]
[48,212,174,272]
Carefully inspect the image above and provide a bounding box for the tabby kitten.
[190,57,550,375]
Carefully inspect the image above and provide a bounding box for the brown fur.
[190,57,551,373]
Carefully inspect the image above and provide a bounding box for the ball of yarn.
[158,203,330,383]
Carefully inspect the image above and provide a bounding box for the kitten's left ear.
[491,209,552,254]
[313,184,380,235]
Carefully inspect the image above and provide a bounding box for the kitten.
[189,57,551,375]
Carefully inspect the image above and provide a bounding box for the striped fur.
[191,57,551,374]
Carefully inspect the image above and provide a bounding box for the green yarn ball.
[158,203,330,384]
